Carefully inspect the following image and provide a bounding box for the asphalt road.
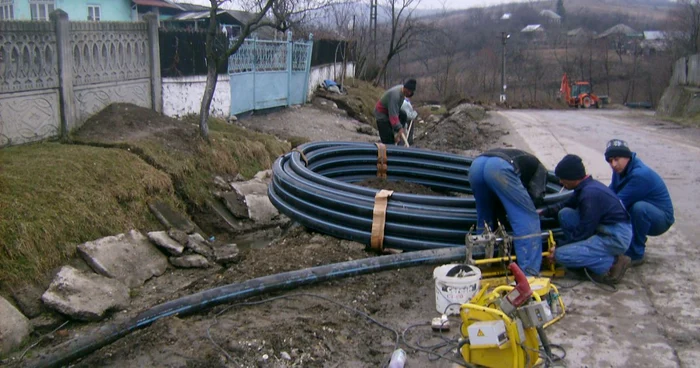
[497,109,700,368]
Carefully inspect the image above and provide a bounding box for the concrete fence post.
[51,10,76,137]
[145,13,162,113]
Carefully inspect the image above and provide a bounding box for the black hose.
[537,326,553,368]
[27,247,468,368]
[270,141,569,250]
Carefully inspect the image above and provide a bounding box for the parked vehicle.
[560,73,604,108]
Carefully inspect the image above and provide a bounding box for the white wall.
[162,75,231,118]
[161,63,355,118]
[308,62,355,100]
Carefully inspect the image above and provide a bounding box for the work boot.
[630,257,645,267]
[608,255,632,283]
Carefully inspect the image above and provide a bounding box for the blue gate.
[228,32,313,116]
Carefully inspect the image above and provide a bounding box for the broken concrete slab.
[245,194,279,223]
[213,244,241,264]
[12,284,48,318]
[169,255,210,268]
[0,296,31,356]
[148,201,196,234]
[186,234,214,259]
[41,266,130,322]
[208,198,244,231]
[77,229,169,288]
[230,179,268,197]
[147,231,185,256]
[167,228,190,245]
[253,169,272,181]
[220,191,249,218]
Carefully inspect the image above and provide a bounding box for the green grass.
[0,143,180,287]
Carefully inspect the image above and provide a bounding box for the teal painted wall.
[11,0,133,21]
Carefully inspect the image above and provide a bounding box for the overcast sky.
[173,0,525,10]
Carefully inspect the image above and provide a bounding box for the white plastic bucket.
[433,264,481,315]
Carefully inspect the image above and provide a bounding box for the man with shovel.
[374,79,417,146]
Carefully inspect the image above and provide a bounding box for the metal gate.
[228,32,313,116]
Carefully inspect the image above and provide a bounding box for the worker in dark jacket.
[605,139,674,266]
[469,148,549,276]
[540,154,632,284]
[374,79,416,145]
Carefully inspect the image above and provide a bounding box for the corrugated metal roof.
[521,24,543,32]
[170,9,227,20]
[133,0,183,10]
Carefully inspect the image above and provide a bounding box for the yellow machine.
[457,227,566,368]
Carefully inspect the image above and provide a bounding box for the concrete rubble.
[169,255,210,269]
[77,229,169,288]
[0,296,31,356]
[41,266,130,322]
[147,231,185,256]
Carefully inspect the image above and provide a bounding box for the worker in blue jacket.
[605,139,674,266]
[540,154,632,284]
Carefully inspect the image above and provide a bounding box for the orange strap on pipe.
[370,189,394,251]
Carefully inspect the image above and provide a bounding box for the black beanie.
[604,139,632,161]
[555,154,586,181]
[404,79,417,92]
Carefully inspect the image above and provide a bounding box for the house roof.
[644,31,664,40]
[521,24,543,33]
[170,9,227,20]
[596,24,641,39]
[539,10,561,20]
[174,2,210,12]
[133,0,184,10]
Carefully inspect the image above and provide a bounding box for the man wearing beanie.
[605,139,674,266]
[540,154,633,284]
[374,79,416,145]
[469,148,549,276]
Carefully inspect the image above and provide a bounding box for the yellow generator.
[459,264,565,368]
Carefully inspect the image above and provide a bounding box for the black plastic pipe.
[270,141,569,250]
[27,247,469,368]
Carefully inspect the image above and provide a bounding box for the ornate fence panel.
[0,21,61,146]
[228,32,312,116]
[0,11,160,147]
[70,21,152,123]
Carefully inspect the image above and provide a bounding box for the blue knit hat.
[555,154,586,180]
[605,139,632,161]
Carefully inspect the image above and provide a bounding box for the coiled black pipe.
[269,141,569,250]
[28,247,469,368]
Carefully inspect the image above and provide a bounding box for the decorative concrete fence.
[0,10,161,147]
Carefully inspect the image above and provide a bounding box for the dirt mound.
[355,178,448,196]
[414,104,508,154]
[75,103,200,154]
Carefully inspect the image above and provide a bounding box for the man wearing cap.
[540,154,633,284]
[605,139,674,266]
[469,148,549,276]
[374,79,416,145]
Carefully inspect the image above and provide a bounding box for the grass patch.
[339,78,385,128]
[0,143,180,287]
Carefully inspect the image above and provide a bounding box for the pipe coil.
[269,141,569,251]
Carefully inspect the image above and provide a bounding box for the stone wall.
[657,54,700,118]
[0,10,161,147]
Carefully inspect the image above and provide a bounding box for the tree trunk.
[199,62,218,140]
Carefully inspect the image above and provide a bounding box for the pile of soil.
[75,103,200,154]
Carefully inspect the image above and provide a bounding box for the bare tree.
[373,0,423,86]
[198,0,330,140]
[667,0,700,57]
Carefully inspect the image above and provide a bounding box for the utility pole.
[370,0,377,62]
[500,32,510,103]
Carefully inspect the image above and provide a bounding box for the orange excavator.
[560,73,602,108]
